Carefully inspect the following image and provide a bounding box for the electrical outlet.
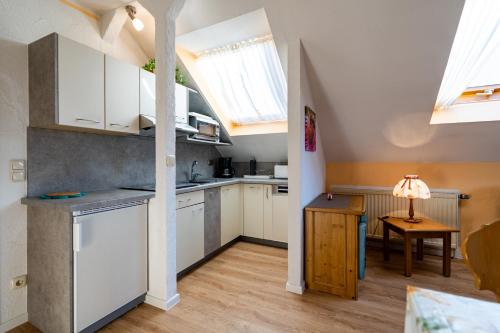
[11,275,27,289]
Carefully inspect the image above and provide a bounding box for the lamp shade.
[393,175,430,199]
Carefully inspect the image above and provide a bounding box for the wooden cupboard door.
[305,211,358,299]
[272,194,288,243]
[243,184,264,238]
[263,185,273,240]
[140,69,155,117]
[221,185,242,246]
[58,35,104,129]
[176,203,205,273]
[105,56,140,134]
[175,84,188,124]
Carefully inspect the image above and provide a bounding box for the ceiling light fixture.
[125,5,144,31]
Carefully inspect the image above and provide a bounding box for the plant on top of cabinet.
[142,57,187,86]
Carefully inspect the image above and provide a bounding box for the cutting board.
[40,191,86,199]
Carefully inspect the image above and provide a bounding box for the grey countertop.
[21,189,155,212]
[21,178,287,212]
[175,177,288,194]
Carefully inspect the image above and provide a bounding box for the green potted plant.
[142,58,187,86]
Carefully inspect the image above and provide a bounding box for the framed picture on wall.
[305,106,316,152]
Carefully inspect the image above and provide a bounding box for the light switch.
[11,171,25,182]
[10,159,25,171]
[165,155,176,167]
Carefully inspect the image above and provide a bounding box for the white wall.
[0,1,147,329]
[286,39,325,294]
[217,133,288,162]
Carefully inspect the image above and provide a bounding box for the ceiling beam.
[100,7,128,43]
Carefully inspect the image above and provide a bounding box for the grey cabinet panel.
[204,188,221,255]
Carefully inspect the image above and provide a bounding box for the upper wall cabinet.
[29,33,105,130]
[105,56,140,134]
[140,69,155,118]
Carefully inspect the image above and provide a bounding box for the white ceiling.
[76,0,500,162]
[177,0,500,163]
[176,8,271,54]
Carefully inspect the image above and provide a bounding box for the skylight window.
[195,35,287,125]
[431,0,500,124]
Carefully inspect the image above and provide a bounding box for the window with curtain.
[196,36,287,125]
[434,0,500,112]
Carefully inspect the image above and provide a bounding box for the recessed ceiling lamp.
[126,5,144,31]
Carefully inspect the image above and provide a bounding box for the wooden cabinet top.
[305,194,365,216]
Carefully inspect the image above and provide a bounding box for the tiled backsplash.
[27,128,155,196]
[232,161,287,177]
[176,142,221,182]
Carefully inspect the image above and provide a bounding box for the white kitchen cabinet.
[263,185,273,240]
[140,69,155,117]
[58,35,105,130]
[176,192,205,273]
[175,83,189,124]
[105,55,140,134]
[221,184,242,246]
[272,194,288,243]
[243,184,264,238]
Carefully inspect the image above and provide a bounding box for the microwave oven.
[188,112,220,142]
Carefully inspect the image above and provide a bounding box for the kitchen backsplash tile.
[27,128,155,196]
[232,161,286,177]
[176,142,221,182]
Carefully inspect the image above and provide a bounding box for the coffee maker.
[216,157,234,178]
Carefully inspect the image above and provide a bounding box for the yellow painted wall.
[326,162,500,241]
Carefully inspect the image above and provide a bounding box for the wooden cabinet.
[176,191,205,273]
[305,194,364,300]
[140,69,155,117]
[271,194,288,243]
[221,184,242,246]
[243,184,264,238]
[105,55,140,134]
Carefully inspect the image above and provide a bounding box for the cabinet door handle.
[109,123,130,128]
[266,188,269,199]
[76,118,101,124]
[73,224,81,252]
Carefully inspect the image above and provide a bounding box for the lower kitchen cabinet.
[221,184,243,246]
[271,193,288,243]
[176,191,205,273]
[204,188,221,255]
[243,184,265,238]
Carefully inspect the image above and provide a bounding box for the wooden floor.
[12,242,496,333]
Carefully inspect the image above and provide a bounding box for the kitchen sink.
[176,183,200,189]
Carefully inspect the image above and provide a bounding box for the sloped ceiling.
[177,0,500,163]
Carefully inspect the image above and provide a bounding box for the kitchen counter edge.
[175,178,288,194]
[21,189,155,212]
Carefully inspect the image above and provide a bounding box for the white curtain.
[434,0,500,111]
[196,37,287,125]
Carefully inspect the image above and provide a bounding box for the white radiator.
[331,185,461,253]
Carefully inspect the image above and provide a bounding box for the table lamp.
[393,175,430,223]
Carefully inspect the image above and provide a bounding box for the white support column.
[139,0,185,310]
[286,38,305,295]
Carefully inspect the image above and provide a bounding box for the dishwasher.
[72,201,148,332]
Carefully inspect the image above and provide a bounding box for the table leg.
[443,233,451,277]
[383,223,390,261]
[404,234,412,277]
[417,238,424,261]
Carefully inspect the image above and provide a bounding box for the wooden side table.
[378,216,459,277]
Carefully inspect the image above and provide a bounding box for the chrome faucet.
[190,160,201,182]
